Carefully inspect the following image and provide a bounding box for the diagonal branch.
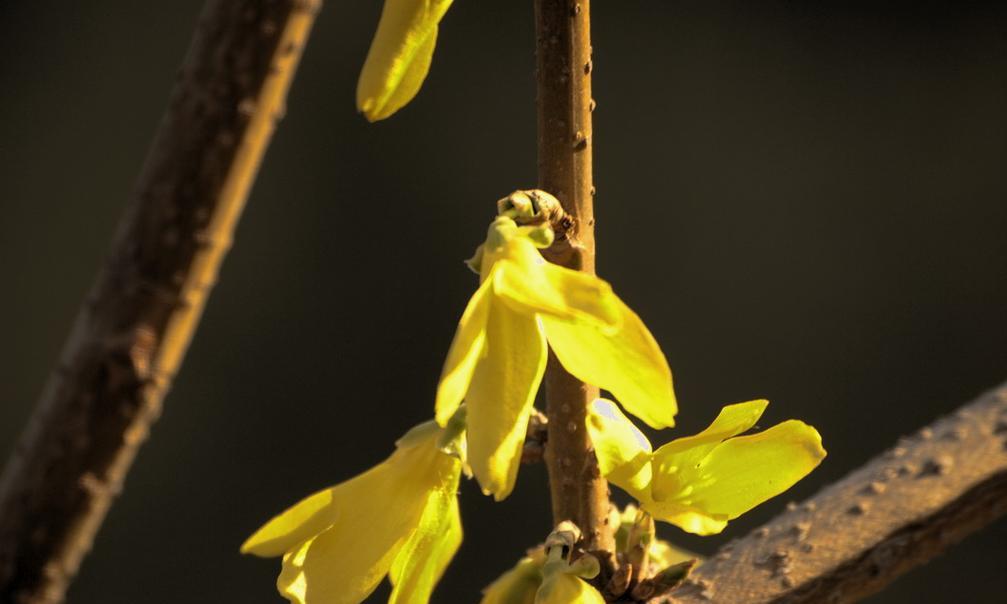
[0,2,321,602]
[664,382,1007,604]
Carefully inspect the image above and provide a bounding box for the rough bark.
[665,382,1007,604]
[0,2,320,602]
[534,0,613,555]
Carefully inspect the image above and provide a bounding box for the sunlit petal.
[388,480,463,604]
[244,426,441,560]
[277,522,408,604]
[357,0,454,121]
[466,301,547,500]
[543,298,676,429]
[436,278,493,424]
[241,487,340,558]
[480,554,544,604]
[585,399,653,495]
[651,400,768,483]
[492,239,620,327]
[652,420,826,535]
[241,450,419,557]
[535,573,605,604]
[649,539,701,569]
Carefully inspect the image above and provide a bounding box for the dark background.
[1,1,1006,602]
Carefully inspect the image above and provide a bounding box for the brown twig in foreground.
[0,2,320,602]
[665,382,1007,604]
[534,0,613,555]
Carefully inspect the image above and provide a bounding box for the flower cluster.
[243,190,826,603]
[244,4,826,602]
[481,506,696,604]
[435,210,676,500]
[241,418,464,604]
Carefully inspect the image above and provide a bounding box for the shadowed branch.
[665,382,1007,604]
[0,2,321,602]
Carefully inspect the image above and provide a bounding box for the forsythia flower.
[480,505,693,604]
[436,214,676,500]
[481,537,604,604]
[587,398,826,535]
[535,568,605,604]
[480,549,545,604]
[241,420,463,604]
[357,0,454,121]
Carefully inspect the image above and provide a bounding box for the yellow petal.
[651,400,768,485]
[244,423,449,558]
[275,433,459,601]
[357,0,454,121]
[388,477,463,604]
[491,242,620,327]
[277,524,407,604]
[241,486,341,558]
[650,420,826,535]
[242,453,419,558]
[436,277,492,425]
[466,300,547,500]
[480,555,544,604]
[585,399,653,495]
[649,539,701,568]
[542,297,676,429]
[535,573,605,604]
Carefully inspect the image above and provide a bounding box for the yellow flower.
[480,549,545,604]
[241,420,463,604]
[357,0,454,121]
[436,215,676,500]
[535,571,605,604]
[586,398,826,536]
[480,536,604,604]
[481,506,695,604]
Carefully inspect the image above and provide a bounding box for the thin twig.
[664,382,1007,604]
[533,0,612,555]
[0,2,320,602]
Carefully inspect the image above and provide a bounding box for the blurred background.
[1,1,1006,602]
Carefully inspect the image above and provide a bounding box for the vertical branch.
[0,1,320,602]
[534,0,613,554]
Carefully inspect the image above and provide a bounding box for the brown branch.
[664,382,1007,604]
[0,2,320,602]
[534,0,612,554]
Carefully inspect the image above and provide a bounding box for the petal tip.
[239,535,265,557]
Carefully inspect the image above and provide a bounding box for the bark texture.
[534,0,613,554]
[665,382,1007,604]
[0,2,320,602]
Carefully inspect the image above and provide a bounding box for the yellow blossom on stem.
[587,398,826,536]
[535,571,605,604]
[481,506,696,604]
[535,526,605,604]
[436,213,676,500]
[241,418,464,604]
[481,523,604,604]
[357,0,454,121]
[480,549,545,604]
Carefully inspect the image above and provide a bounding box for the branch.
[534,0,612,554]
[664,382,1007,604]
[0,2,320,602]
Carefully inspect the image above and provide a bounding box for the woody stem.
[0,2,320,602]
[533,0,614,555]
